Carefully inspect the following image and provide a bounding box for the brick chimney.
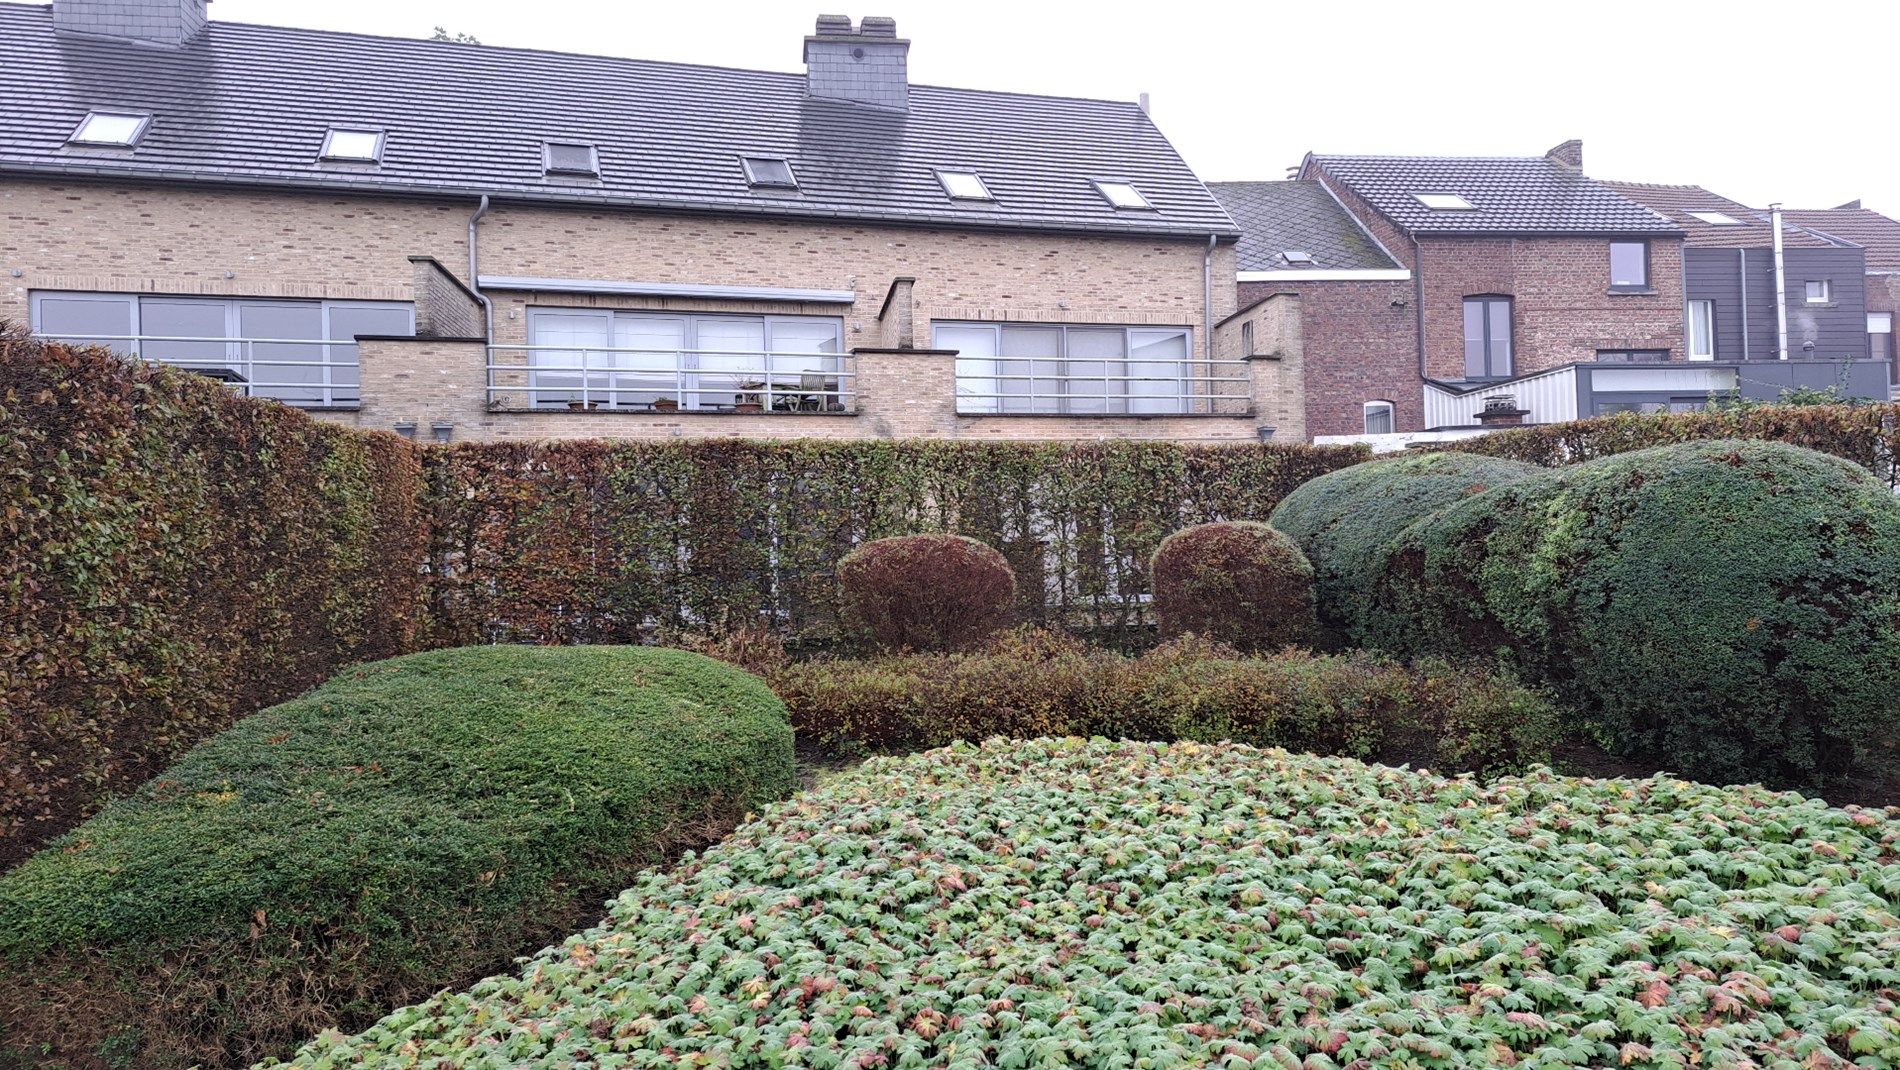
[54,0,209,48]
[1544,139,1583,169]
[804,15,909,111]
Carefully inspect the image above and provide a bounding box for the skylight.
[545,142,600,177]
[937,170,994,201]
[1414,193,1475,210]
[1281,250,1316,265]
[1094,181,1152,210]
[1688,210,1744,225]
[742,156,797,189]
[69,111,150,147]
[321,128,385,163]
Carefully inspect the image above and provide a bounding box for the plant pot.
[735,402,764,414]
[566,400,601,412]
[653,398,679,413]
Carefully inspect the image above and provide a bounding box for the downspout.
[1203,234,1216,366]
[1771,202,1789,360]
[1411,235,1426,379]
[1738,248,1749,361]
[468,194,495,344]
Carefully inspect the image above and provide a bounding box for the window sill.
[1608,288,1657,296]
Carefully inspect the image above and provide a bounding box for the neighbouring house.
[0,1,1305,444]
[1782,202,1900,392]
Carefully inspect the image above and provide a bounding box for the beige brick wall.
[1,177,1295,443]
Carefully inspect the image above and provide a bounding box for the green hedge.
[0,331,430,866]
[1148,521,1317,652]
[276,738,1900,1069]
[1269,451,1539,646]
[0,645,796,1070]
[1280,439,1900,787]
[774,630,1559,776]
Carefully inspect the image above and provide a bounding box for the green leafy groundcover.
[276,739,1900,1069]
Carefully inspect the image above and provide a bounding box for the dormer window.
[1281,250,1316,266]
[321,128,385,163]
[937,170,994,201]
[1688,210,1744,225]
[1414,193,1475,210]
[1094,180,1151,210]
[544,142,600,177]
[69,111,150,147]
[742,156,798,189]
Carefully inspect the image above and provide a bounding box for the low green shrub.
[1269,450,1539,645]
[1148,521,1317,651]
[773,629,1558,775]
[1380,439,1900,787]
[836,533,1017,651]
[278,738,1900,1069]
[0,645,795,1070]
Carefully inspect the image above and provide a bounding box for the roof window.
[1414,193,1475,210]
[1094,180,1152,210]
[545,142,600,177]
[937,170,994,201]
[1281,250,1316,265]
[742,156,798,189]
[1688,210,1744,225]
[321,128,385,163]
[69,111,150,147]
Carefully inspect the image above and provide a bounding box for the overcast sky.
[213,0,1900,215]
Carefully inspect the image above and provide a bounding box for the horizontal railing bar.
[487,364,858,379]
[490,344,845,357]
[36,333,365,347]
[484,386,855,398]
[959,375,1249,384]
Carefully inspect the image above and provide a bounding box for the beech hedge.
[0,645,795,1070]
[276,738,1900,1069]
[837,534,1016,651]
[1148,521,1317,652]
[0,331,430,865]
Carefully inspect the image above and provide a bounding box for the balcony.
[30,332,363,409]
[486,344,856,413]
[952,357,1252,416]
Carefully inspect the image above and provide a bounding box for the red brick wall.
[1239,278,1419,437]
[1417,235,1684,381]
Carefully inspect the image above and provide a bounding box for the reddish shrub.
[836,534,1016,651]
[1149,521,1316,653]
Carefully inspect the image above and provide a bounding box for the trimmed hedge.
[277,739,1900,1069]
[0,645,796,1070]
[774,630,1559,776]
[0,330,430,865]
[837,534,1016,651]
[1284,439,1900,787]
[1149,521,1316,652]
[1440,402,1900,483]
[1269,450,1539,646]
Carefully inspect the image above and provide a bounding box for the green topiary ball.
[1149,521,1317,653]
[1388,439,1900,786]
[837,534,1016,652]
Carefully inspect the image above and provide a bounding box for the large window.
[31,291,410,407]
[522,309,844,411]
[935,322,1197,415]
[1462,296,1513,379]
[1688,299,1716,361]
[1609,241,1649,291]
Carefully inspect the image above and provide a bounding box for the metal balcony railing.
[486,344,856,413]
[954,357,1252,415]
[32,333,362,409]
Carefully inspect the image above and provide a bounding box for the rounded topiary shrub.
[1387,440,1900,786]
[837,534,1016,651]
[1149,521,1316,652]
[1269,450,1540,645]
[0,646,796,1070]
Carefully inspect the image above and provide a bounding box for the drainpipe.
[1203,234,1216,365]
[1771,202,1789,361]
[468,195,494,344]
[1411,234,1427,377]
[1738,248,1749,361]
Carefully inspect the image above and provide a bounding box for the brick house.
[0,1,1308,444]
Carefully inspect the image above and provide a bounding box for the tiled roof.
[1602,182,1847,249]
[1783,207,1900,272]
[1206,181,1399,272]
[0,3,1237,239]
[1306,153,1679,236]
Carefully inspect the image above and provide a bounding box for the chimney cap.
[1543,139,1583,169]
[813,13,853,35]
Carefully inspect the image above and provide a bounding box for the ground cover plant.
[837,534,1016,651]
[1148,521,1316,652]
[277,738,1900,1069]
[0,645,796,1070]
[1274,440,1900,789]
[774,630,1559,777]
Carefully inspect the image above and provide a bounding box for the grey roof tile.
[1782,207,1900,272]
[1206,181,1399,272]
[1308,153,1679,236]
[0,3,1238,239]
[1601,182,1847,250]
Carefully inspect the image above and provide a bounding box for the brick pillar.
[851,346,958,438]
[355,338,489,440]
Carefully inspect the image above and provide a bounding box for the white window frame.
[1363,400,1395,435]
[934,321,1196,416]
[543,142,600,177]
[1688,299,1716,361]
[68,111,151,147]
[936,170,994,201]
[1805,280,1832,305]
[1092,180,1152,210]
[1414,193,1475,210]
[320,128,386,163]
[741,156,798,189]
[524,308,844,411]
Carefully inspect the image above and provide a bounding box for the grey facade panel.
[1683,246,1869,361]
